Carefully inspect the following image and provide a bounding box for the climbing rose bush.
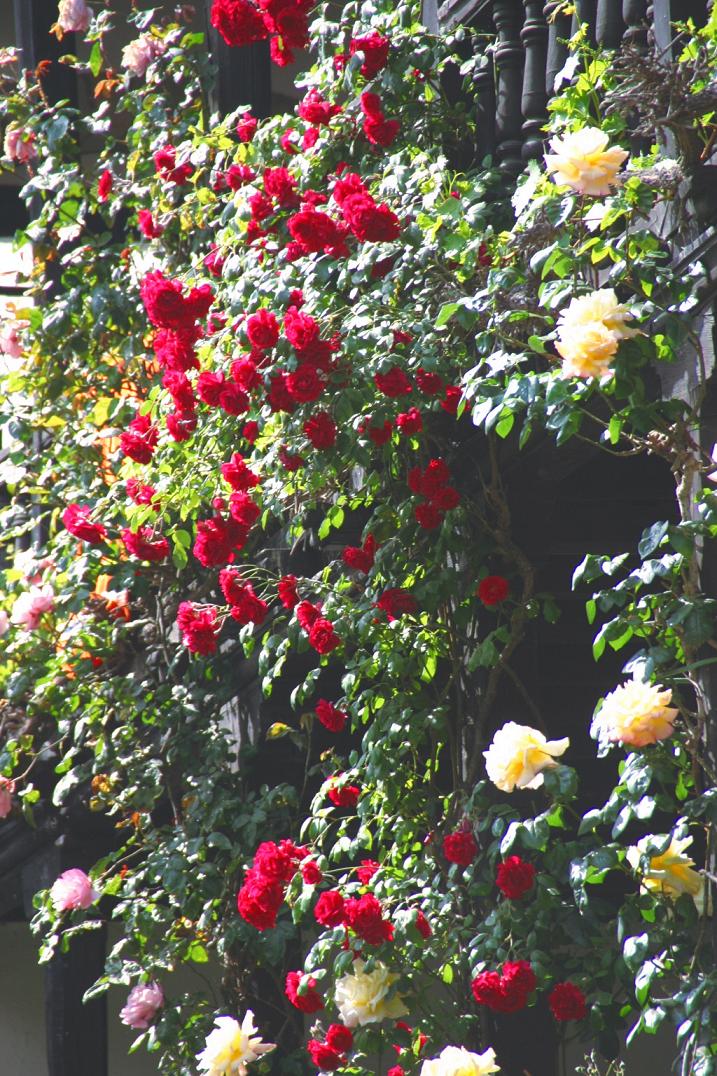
[1,0,717,1074]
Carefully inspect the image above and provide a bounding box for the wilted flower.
[484,722,569,792]
[594,679,678,748]
[122,34,167,77]
[3,125,37,164]
[196,1012,275,1076]
[544,127,628,196]
[334,960,407,1027]
[56,0,92,34]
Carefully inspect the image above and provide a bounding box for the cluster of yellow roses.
[543,127,638,379]
[482,677,702,907]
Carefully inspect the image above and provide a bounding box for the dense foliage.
[2,1,717,1074]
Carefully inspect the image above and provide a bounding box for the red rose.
[278,575,299,609]
[153,325,201,372]
[477,575,509,606]
[341,193,400,243]
[471,960,536,1014]
[267,372,296,413]
[501,960,537,999]
[374,367,412,397]
[301,860,323,885]
[362,418,393,445]
[97,169,113,202]
[263,166,299,207]
[285,970,324,1013]
[327,778,359,809]
[395,407,423,435]
[296,600,320,631]
[314,889,346,927]
[315,700,347,733]
[309,617,341,654]
[416,368,444,395]
[432,487,460,510]
[284,306,320,351]
[548,981,587,1021]
[376,588,416,622]
[163,370,196,410]
[210,0,269,46]
[287,365,324,403]
[298,88,339,125]
[237,868,284,930]
[443,830,478,866]
[246,309,280,350]
[387,1068,406,1076]
[243,420,260,443]
[442,385,462,413]
[408,458,451,498]
[253,840,299,882]
[120,413,159,464]
[62,504,107,544]
[342,533,376,574]
[360,91,384,120]
[287,209,343,255]
[176,601,220,655]
[414,503,443,530]
[231,357,262,391]
[196,370,225,406]
[227,163,256,189]
[363,116,400,147]
[357,859,379,885]
[496,855,536,900]
[193,514,246,566]
[221,453,260,491]
[166,409,197,442]
[153,144,194,185]
[228,491,260,529]
[140,270,212,329]
[326,1024,353,1053]
[344,893,394,945]
[126,480,157,507]
[307,1040,344,1070]
[349,31,390,77]
[236,113,258,141]
[219,570,268,625]
[304,411,337,449]
[415,910,432,939]
[137,209,163,238]
[121,526,170,562]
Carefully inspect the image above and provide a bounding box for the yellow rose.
[555,322,619,379]
[544,127,628,196]
[557,288,636,340]
[420,1045,501,1076]
[483,721,569,792]
[595,679,678,748]
[554,288,636,379]
[334,959,407,1028]
[196,1012,275,1076]
[626,834,703,907]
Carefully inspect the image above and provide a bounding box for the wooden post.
[493,0,525,176]
[202,0,272,118]
[521,0,549,161]
[12,0,77,105]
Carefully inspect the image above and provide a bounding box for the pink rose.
[0,320,25,359]
[10,585,54,630]
[50,868,99,911]
[0,777,15,819]
[122,34,166,78]
[57,0,91,33]
[3,126,37,164]
[0,611,9,637]
[119,981,164,1029]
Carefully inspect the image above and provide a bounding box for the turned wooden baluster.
[474,56,498,163]
[521,0,549,160]
[623,0,649,48]
[596,0,625,46]
[571,0,597,44]
[493,0,526,176]
[543,0,572,97]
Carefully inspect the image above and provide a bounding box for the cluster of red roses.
[210,0,312,67]
[408,458,461,531]
[472,961,587,1022]
[306,1024,354,1073]
[295,598,342,655]
[314,889,397,944]
[62,503,171,565]
[236,838,308,930]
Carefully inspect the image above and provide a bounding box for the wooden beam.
[202,0,272,118]
[12,0,77,105]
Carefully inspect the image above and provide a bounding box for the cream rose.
[334,959,407,1028]
[421,1045,501,1076]
[595,679,678,748]
[544,127,628,196]
[196,1012,275,1076]
[555,288,636,379]
[483,722,569,792]
[626,834,703,907]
